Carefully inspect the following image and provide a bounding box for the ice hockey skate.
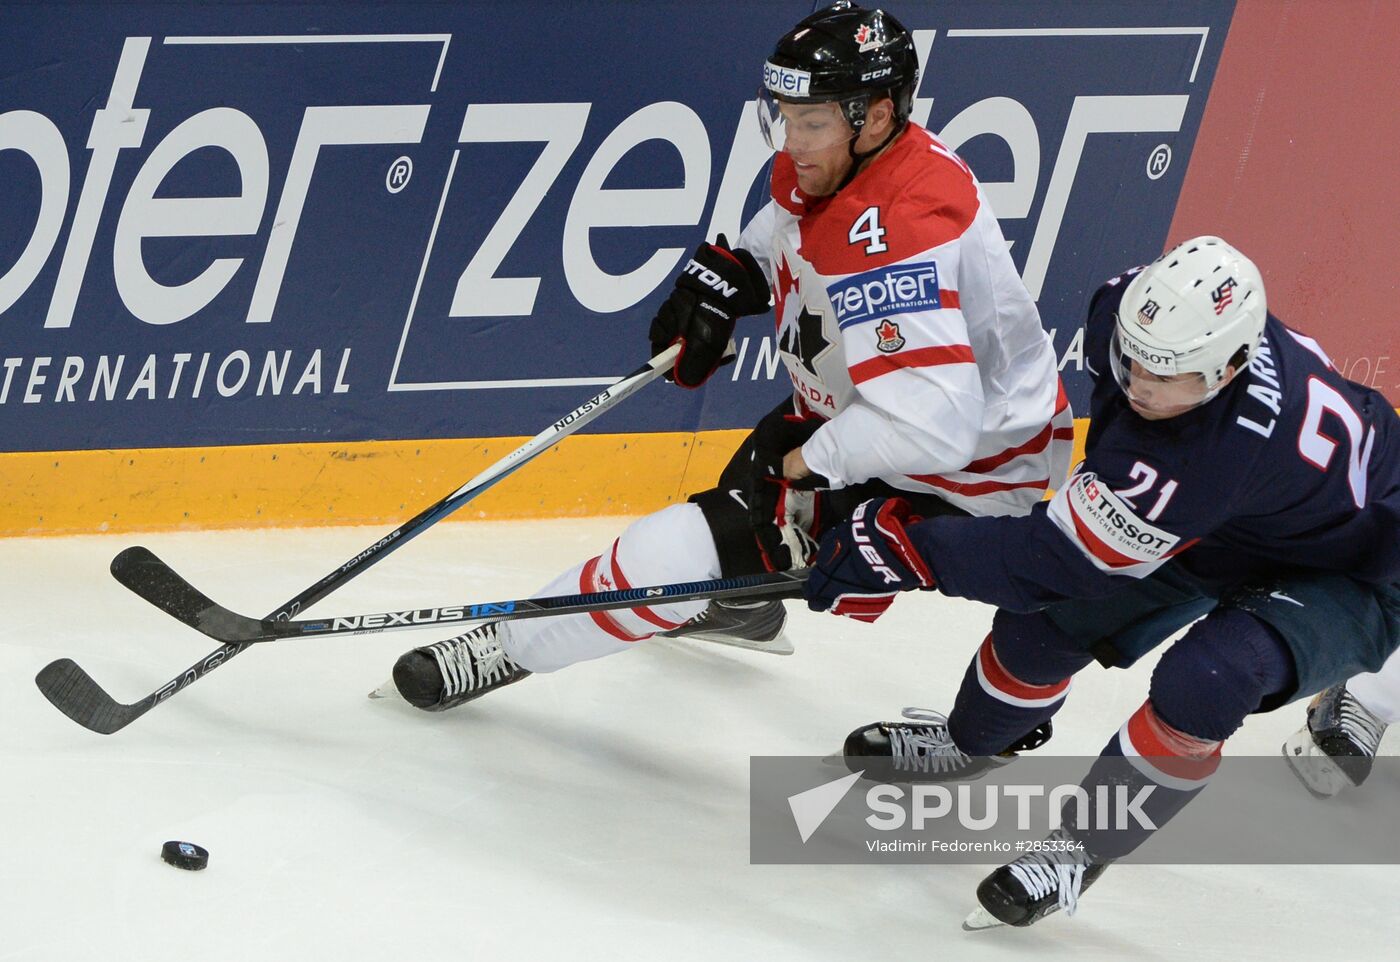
[841,708,1052,782]
[660,599,794,655]
[1282,683,1388,797]
[963,828,1111,929]
[382,623,531,711]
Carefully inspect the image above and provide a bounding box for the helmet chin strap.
[837,120,904,191]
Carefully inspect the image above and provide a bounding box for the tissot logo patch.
[1049,472,1181,573]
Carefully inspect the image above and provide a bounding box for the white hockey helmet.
[1112,235,1267,408]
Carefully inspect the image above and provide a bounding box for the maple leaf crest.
[874,319,905,354]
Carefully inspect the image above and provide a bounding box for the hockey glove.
[804,498,936,623]
[649,234,770,388]
[747,411,829,572]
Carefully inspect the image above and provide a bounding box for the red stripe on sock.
[977,634,1071,704]
[1122,701,1222,784]
[581,554,649,642]
[607,541,685,631]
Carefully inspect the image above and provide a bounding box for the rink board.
[1,0,1394,534]
[0,1,1222,533]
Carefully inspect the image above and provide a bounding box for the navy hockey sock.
[1066,609,1297,860]
[1067,700,1219,860]
[948,626,1082,756]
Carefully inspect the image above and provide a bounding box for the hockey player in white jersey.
[389,2,1071,711]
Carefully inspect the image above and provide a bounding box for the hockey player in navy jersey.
[387,3,1071,710]
[803,235,1400,928]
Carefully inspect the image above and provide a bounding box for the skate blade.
[1280,727,1354,799]
[367,678,398,700]
[674,631,795,656]
[961,906,1006,931]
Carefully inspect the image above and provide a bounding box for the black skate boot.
[964,828,1111,929]
[661,599,793,655]
[843,708,1052,782]
[391,623,530,711]
[1282,683,1388,797]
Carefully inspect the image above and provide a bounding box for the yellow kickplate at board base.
[0,418,1096,538]
[0,430,750,537]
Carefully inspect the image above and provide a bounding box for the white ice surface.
[3,519,1397,961]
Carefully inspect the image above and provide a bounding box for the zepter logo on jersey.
[826,262,942,329]
[1047,472,1181,575]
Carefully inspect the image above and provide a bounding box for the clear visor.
[1109,328,1221,418]
[757,88,856,155]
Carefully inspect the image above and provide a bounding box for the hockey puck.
[160,840,209,871]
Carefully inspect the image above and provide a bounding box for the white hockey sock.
[1345,647,1400,726]
[501,503,722,673]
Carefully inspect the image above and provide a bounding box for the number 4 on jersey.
[849,207,888,255]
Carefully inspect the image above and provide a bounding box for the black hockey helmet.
[760,1,920,143]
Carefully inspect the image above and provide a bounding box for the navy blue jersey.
[912,271,1400,612]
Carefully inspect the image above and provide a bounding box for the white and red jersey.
[737,123,1071,517]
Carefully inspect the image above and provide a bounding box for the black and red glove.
[649,234,770,387]
[746,410,829,571]
[803,498,936,622]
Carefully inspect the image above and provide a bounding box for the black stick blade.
[110,546,269,644]
[35,658,147,735]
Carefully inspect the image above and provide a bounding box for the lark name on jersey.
[1237,340,1284,438]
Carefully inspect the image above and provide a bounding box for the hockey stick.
[34,345,681,735]
[110,544,807,645]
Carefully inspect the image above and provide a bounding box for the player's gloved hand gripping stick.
[804,497,936,622]
[36,346,683,735]
[649,234,770,387]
